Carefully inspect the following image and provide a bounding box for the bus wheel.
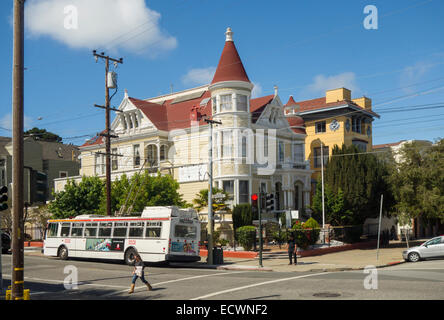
[58,246,69,260]
[124,248,137,265]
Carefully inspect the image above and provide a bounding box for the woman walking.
[128,254,153,294]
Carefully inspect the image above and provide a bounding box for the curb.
[307,260,406,273]
[216,265,273,272]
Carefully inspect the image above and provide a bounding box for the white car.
[402,236,444,262]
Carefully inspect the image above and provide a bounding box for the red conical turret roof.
[211,28,250,84]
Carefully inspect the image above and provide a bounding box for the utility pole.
[376,194,384,260]
[11,0,25,300]
[204,118,222,265]
[320,141,326,243]
[92,51,123,216]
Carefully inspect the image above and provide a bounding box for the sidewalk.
[183,241,422,272]
[217,246,408,272]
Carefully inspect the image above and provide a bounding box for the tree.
[311,181,353,226]
[48,172,187,218]
[232,204,257,240]
[192,187,230,213]
[27,204,52,240]
[324,144,394,225]
[389,139,444,223]
[48,176,105,219]
[103,172,188,214]
[25,127,62,143]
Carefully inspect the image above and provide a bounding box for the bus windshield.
[174,224,196,239]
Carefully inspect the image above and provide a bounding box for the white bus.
[43,206,201,265]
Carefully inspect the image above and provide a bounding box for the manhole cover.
[313,292,341,298]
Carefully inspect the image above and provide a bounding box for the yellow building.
[284,87,380,191]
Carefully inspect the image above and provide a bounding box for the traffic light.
[266,193,274,212]
[251,193,258,214]
[31,170,47,204]
[0,185,8,211]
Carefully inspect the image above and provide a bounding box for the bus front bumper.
[166,254,201,262]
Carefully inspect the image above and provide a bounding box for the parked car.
[403,236,444,262]
[1,231,11,254]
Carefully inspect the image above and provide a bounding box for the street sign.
[213,193,225,200]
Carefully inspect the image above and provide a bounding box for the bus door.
[170,219,199,257]
[145,221,165,258]
[44,222,60,256]
[60,222,75,254]
[70,222,85,257]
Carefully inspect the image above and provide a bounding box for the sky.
[0,0,443,146]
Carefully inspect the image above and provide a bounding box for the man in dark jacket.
[287,234,297,265]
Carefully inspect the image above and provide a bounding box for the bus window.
[98,222,112,237]
[129,222,144,238]
[71,223,84,237]
[47,223,59,238]
[61,223,71,237]
[113,222,128,237]
[175,225,196,239]
[146,222,162,238]
[84,223,98,237]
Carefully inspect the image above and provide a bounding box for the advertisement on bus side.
[85,238,125,251]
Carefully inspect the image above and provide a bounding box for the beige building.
[55,28,313,238]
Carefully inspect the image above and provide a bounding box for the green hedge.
[236,226,256,251]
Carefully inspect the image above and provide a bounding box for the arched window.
[146,144,158,167]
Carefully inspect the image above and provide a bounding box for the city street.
[1,252,444,300]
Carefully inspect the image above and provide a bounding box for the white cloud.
[400,61,434,93]
[0,113,34,131]
[24,0,177,56]
[181,67,216,86]
[306,72,359,95]
[251,82,263,98]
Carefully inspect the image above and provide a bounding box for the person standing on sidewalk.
[128,254,153,294]
[287,234,297,265]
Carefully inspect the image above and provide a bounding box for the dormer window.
[129,116,133,129]
[237,94,248,112]
[220,94,232,112]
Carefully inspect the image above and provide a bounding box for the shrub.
[304,217,321,245]
[232,204,254,240]
[236,226,256,251]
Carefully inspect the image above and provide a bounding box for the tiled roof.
[211,40,250,84]
[250,95,275,123]
[294,96,380,118]
[373,141,404,149]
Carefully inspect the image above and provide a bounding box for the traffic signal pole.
[258,193,263,268]
[204,118,222,265]
[11,0,25,300]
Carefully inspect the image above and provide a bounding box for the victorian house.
[55,28,313,235]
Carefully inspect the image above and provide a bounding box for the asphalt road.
[1,252,444,301]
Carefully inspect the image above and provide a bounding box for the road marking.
[191,271,333,300]
[107,270,250,296]
[2,274,129,290]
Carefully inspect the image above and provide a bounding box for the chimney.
[352,96,372,110]
[190,106,201,122]
[326,88,351,103]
